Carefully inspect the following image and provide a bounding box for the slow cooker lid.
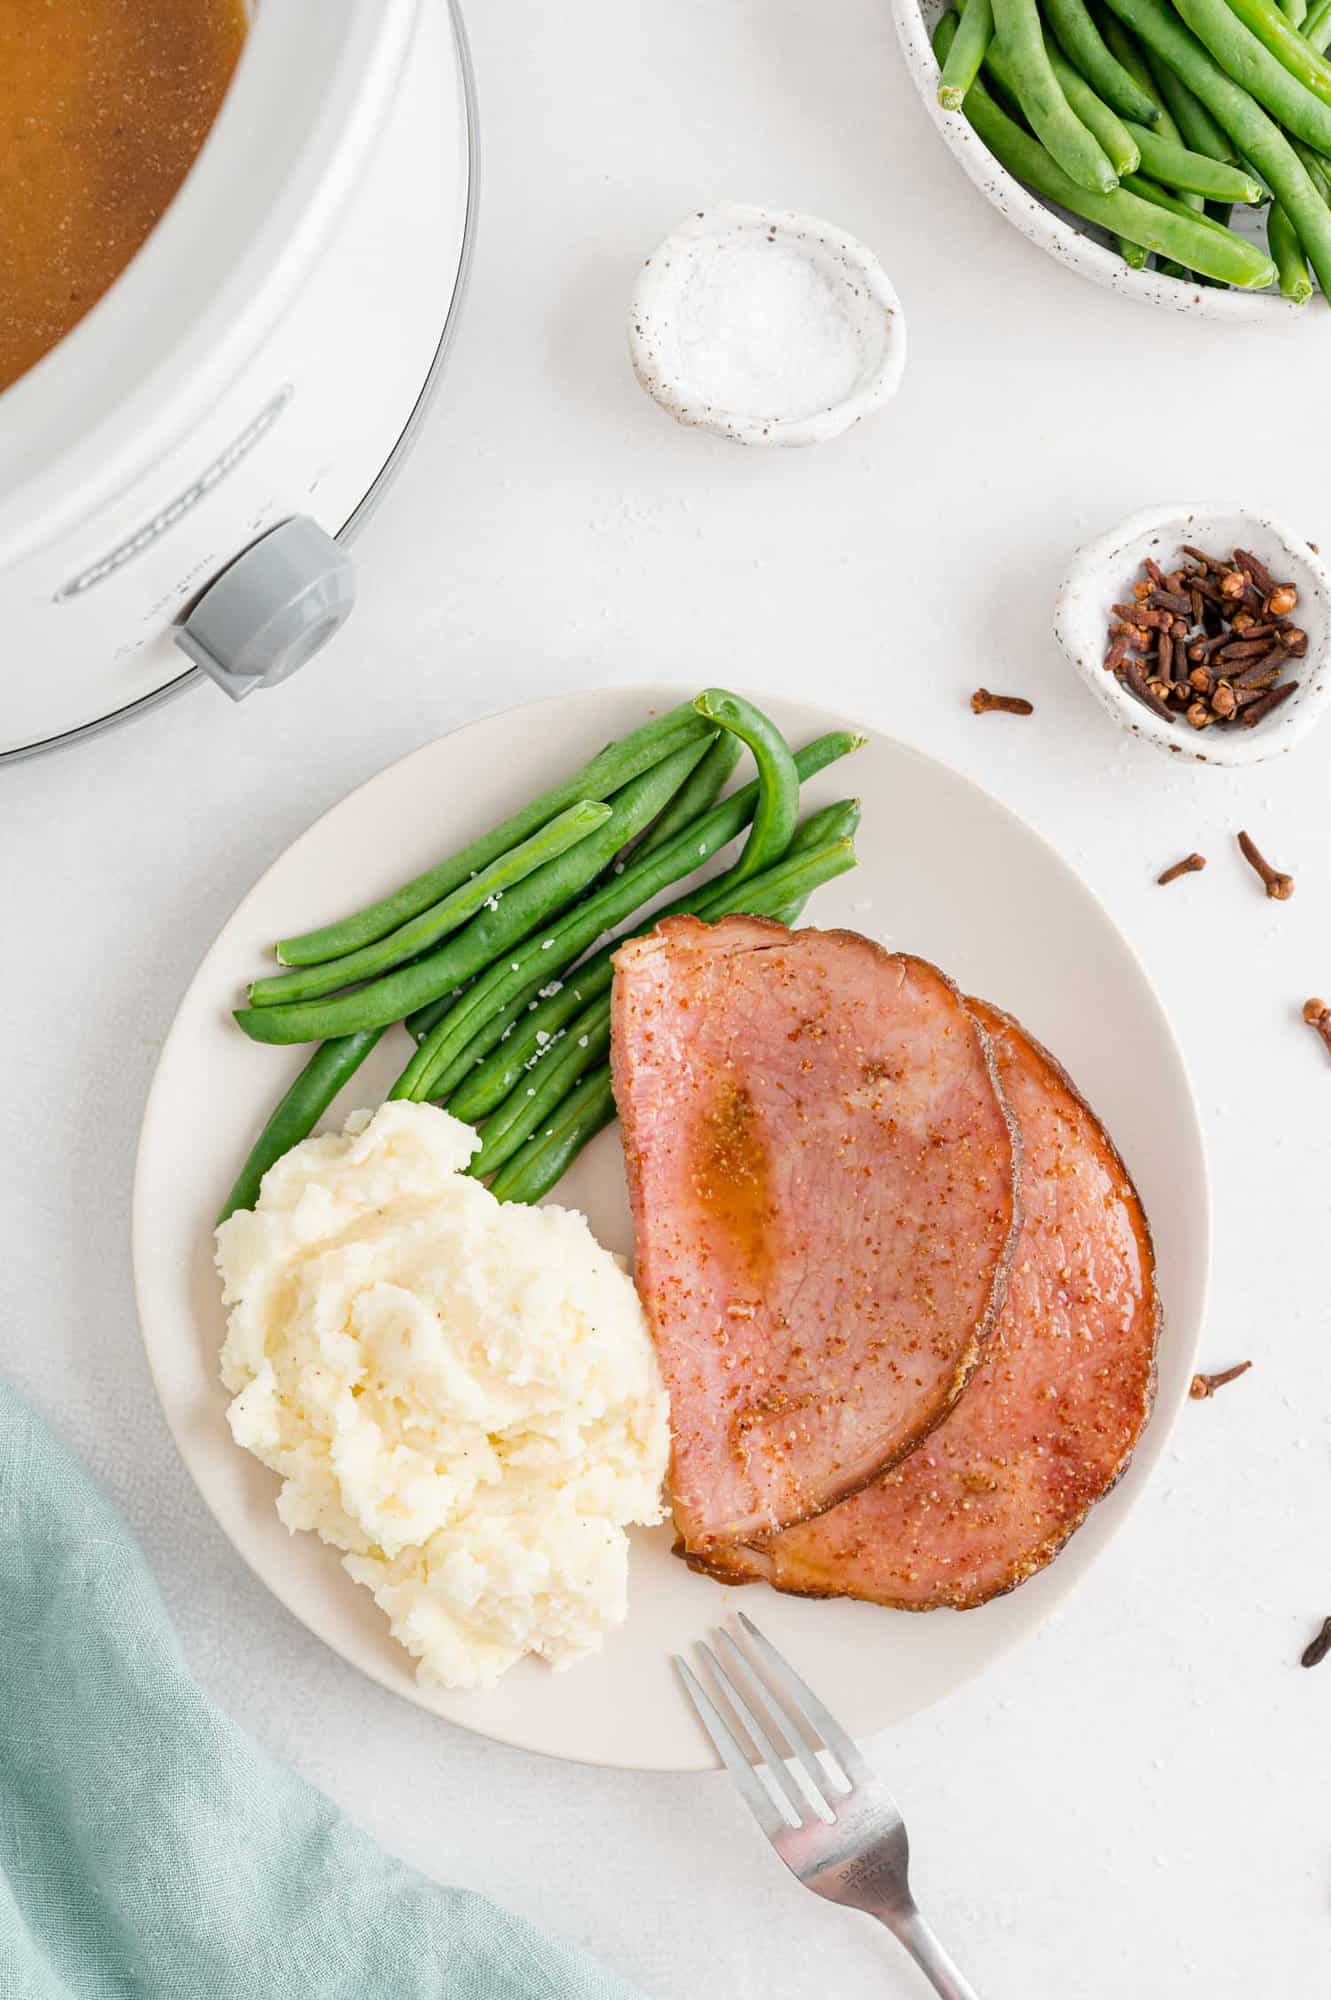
[0,0,419,564]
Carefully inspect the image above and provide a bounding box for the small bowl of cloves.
[1054,504,1331,766]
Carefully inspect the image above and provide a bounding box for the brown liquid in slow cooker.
[0,0,248,394]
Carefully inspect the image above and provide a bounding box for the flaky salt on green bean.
[246,799,611,1008]
[635,730,742,858]
[235,736,710,1045]
[445,740,864,1122]
[1102,0,1331,293]
[390,712,849,1104]
[272,702,712,967]
[934,15,1277,282]
[489,836,859,1206]
[467,809,862,1179]
[992,0,1121,188]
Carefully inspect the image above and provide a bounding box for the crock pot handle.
[175,516,356,702]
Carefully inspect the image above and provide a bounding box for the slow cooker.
[0,0,476,763]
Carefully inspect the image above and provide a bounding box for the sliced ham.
[695,1000,1159,1608]
[610,917,1020,1552]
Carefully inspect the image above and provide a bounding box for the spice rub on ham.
[699,1002,1160,1608]
[609,917,1021,1553]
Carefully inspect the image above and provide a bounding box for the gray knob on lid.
[176,515,356,702]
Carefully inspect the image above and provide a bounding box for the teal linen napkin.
[0,1382,641,2000]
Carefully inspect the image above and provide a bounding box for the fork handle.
[876,1904,982,2000]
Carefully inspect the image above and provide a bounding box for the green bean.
[1291,133,1331,196]
[467,828,861,1178]
[446,743,864,1124]
[247,800,612,1008]
[691,690,799,882]
[272,703,712,966]
[403,730,865,1107]
[991,0,1121,187]
[1122,169,1244,219]
[1283,0,1309,27]
[1119,233,1151,261]
[216,1029,385,1224]
[490,836,859,1205]
[1145,45,1238,161]
[1269,199,1316,291]
[1103,0,1331,290]
[1042,0,1162,119]
[1223,0,1331,101]
[989,31,1141,168]
[1168,0,1331,150]
[636,731,742,858]
[940,0,995,106]
[1305,0,1331,54]
[936,20,1279,281]
[1125,119,1265,191]
[235,737,710,1045]
[490,1070,619,1206]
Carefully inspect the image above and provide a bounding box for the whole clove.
[1157,852,1206,885]
[1302,996,1331,1060]
[970,688,1033,716]
[1102,544,1302,734]
[1237,830,1294,899]
[1302,1617,1331,1669]
[1189,1361,1252,1399]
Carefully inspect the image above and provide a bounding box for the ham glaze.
[696,1000,1160,1607]
[610,917,1021,1552]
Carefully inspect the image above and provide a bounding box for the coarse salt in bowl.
[629,204,907,446]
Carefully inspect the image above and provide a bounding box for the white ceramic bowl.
[629,205,907,445]
[1054,503,1331,765]
[891,0,1299,321]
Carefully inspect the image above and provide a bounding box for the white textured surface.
[3,2,1329,1994]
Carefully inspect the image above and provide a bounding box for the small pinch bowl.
[1054,504,1331,767]
[628,204,907,447]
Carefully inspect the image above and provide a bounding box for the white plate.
[892,0,1297,322]
[134,687,1210,1771]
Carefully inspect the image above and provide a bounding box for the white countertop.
[5,3,1328,1993]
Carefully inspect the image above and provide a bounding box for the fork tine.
[673,1657,790,1840]
[735,1611,874,1788]
[699,1640,813,1826]
[715,1630,836,1812]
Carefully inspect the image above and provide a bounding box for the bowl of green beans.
[893,0,1331,314]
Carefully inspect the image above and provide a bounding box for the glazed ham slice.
[610,917,1020,1552]
[699,1001,1159,1607]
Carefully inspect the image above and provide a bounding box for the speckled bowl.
[628,205,907,446]
[891,0,1299,321]
[1054,504,1331,765]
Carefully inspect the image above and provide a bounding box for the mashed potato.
[214,1101,668,1690]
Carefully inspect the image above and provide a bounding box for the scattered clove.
[1302,997,1331,1060]
[1157,852,1206,886]
[1102,544,1303,734]
[1302,1617,1331,1669]
[1189,1361,1252,1399]
[1237,830,1294,900]
[971,688,1033,716]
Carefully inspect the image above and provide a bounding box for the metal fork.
[676,1612,982,1999]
